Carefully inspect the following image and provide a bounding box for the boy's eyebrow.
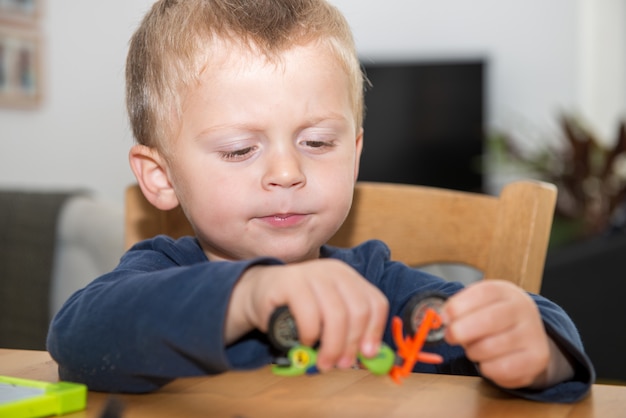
[193,123,261,138]
[304,113,352,125]
[193,113,352,139]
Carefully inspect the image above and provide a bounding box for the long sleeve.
[47,236,280,393]
[326,240,595,403]
[48,237,594,402]
[500,295,595,402]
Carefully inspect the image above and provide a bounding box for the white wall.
[0,0,153,205]
[1,0,624,205]
[333,0,626,147]
[578,0,626,142]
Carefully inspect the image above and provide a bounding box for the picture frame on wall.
[0,0,42,25]
[0,25,42,108]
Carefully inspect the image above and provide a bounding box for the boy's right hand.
[226,259,389,371]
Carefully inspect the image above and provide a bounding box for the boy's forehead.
[164,37,361,145]
[173,39,356,136]
[187,41,352,113]
[198,38,343,76]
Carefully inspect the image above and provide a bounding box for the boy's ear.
[354,128,364,181]
[128,144,180,211]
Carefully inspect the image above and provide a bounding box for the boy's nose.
[262,148,306,189]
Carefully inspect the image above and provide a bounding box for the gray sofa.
[0,191,124,349]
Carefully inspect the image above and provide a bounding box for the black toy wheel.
[268,305,299,352]
[402,292,448,344]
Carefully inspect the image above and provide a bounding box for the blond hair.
[126,0,364,152]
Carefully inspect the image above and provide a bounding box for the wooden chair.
[125,180,557,293]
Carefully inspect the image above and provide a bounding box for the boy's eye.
[220,146,256,161]
[301,139,336,151]
[304,140,331,148]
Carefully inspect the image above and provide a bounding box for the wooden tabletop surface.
[1,348,624,418]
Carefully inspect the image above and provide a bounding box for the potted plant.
[489,115,626,247]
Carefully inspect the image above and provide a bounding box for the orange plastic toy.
[389,307,444,384]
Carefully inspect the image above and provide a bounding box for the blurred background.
[0,0,625,382]
[1,0,624,205]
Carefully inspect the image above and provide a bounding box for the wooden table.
[1,349,624,417]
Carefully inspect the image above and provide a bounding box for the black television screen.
[358,61,485,193]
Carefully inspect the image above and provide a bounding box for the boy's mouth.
[259,213,307,228]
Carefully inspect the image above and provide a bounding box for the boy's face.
[162,41,362,263]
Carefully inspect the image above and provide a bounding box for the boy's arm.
[443,280,594,403]
[528,337,575,389]
[47,237,281,393]
[504,294,596,402]
[48,237,389,393]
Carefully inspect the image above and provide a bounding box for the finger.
[283,276,323,348]
[464,308,549,362]
[445,298,513,346]
[462,327,520,363]
[332,269,388,363]
[359,292,388,358]
[332,287,384,368]
[312,288,348,371]
[444,281,506,321]
[309,262,365,369]
[333,297,367,368]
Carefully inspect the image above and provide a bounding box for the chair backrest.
[125,180,557,293]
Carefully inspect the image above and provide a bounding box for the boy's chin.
[259,245,322,264]
[199,235,326,262]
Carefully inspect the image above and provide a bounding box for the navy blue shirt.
[47,236,594,401]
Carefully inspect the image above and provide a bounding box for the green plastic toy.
[0,375,87,418]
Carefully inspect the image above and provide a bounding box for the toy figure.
[269,292,448,384]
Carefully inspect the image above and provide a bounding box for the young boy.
[47,0,593,402]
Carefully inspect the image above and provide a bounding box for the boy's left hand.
[442,280,574,389]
